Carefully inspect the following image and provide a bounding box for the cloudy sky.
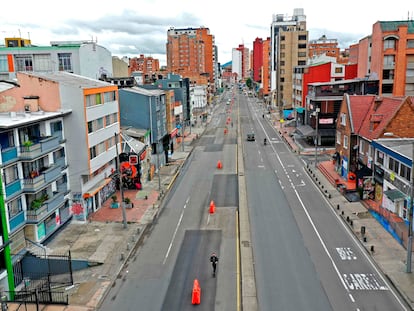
[1,0,412,66]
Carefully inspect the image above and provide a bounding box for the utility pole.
[314,108,320,168]
[407,142,414,272]
[115,133,127,229]
[181,119,185,152]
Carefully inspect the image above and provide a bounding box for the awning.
[384,189,406,202]
[84,178,112,197]
[296,125,315,136]
[295,107,305,113]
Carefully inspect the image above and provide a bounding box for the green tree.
[246,77,252,89]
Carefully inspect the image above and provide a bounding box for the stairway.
[317,161,339,187]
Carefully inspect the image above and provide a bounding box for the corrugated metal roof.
[23,71,111,88]
[384,189,406,202]
[0,81,16,92]
[380,20,414,33]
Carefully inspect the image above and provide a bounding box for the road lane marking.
[336,247,357,260]
[163,199,187,265]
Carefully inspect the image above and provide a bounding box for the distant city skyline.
[1,0,413,66]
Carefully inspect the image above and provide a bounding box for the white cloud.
[1,0,413,66]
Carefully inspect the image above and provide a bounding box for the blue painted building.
[118,87,168,168]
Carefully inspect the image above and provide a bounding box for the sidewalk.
[6,122,208,311]
[273,113,414,309]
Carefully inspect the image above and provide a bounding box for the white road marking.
[336,247,357,260]
[343,273,388,291]
[163,199,187,265]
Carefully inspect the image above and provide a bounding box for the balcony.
[26,192,66,223]
[19,136,60,160]
[5,179,22,198]
[9,211,25,233]
[23,165,61,192]
[1,146,18,165]
[43,165,61,183]
[23,174,45,192]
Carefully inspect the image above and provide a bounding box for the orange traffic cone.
[192,279,201,304]
[217,160,222,169]
[209,200,216,214]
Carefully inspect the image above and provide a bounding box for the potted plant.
[31,199,43,210]
[110,195,119,209]
[123,197,133,209]
[22,140,33,151]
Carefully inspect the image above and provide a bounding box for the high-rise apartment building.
[166,27,216,91]
[270,8,308,112]
[129,54,160,76]
[253,38,264,82]
[232,44,250,82]
[308,35,340,60]
[356,20,414,96]
[262,38,271,98]
[252,37,271,98]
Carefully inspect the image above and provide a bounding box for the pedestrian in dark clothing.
[210,252,219,276]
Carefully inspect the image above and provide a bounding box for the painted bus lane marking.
[343,273,388,291]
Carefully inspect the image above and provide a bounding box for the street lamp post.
[407,142,414,273]
[181,119,185,152]
[114,132,127,229]
[314,108,320,168]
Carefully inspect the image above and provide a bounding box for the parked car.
[247,133,255,141]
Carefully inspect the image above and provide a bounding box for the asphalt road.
[239,91,407,311]
[98,92,238,311]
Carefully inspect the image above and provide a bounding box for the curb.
[305,163,414,310]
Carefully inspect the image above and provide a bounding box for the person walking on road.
[210,252,219,277]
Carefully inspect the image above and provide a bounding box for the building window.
[343,135,348,148]
[335,67,343,74]
[15,55,33,71]
[298,35,307,41]
[4,164,19,184]
[88,118,104,133]
[33,54,52,71]
[0,55,8,72]
[383,55,395,67]
[408,40,414,49]
[103,91,116,103]
[90,146,97,159]
[8,198,23,218]
[377,150,384,165]
[86,93,104,107]
[400,163,411,181]
[58,53,73,71]
[105,113,117,126]
[383,38,396,50]
[388,157,400,175]
[336,131,341,144]
[340,113,346,126]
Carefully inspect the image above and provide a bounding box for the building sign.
[129,155,138,165]
[319,118,334,124]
